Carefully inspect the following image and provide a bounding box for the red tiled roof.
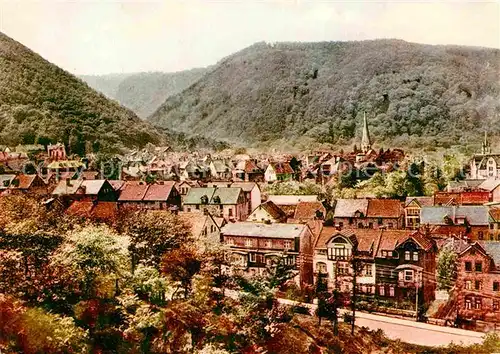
[434,192,461,206]
[259,200,287,220]
[270,162,294,174]
[429,225,469,238]
[376,230,413,257]
[366,199,402,218]
[143,182,176,201]
[13,174,36,189]
[398,231,434,251]
[294,201,326,220]
[460,192,490,205]
[118,182,148,201]
[490,207,500,222]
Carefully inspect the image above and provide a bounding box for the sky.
[0,0,499,75]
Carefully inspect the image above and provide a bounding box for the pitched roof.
[269,162,294,174]
[235,160,261,173]
[420,206,489,226]
[183,187,216,204]
[13,174,37,189]
[51,179,83,195]
[397,231,434,251]
[447,179,486,192]
[211,160,230,172]
[376,230,414,257]
[0,174,16,189]
[46,160,84,169]
[315,227,381,255]
[108,180,125,191]
[231,182,258,192]
[143,182,176,201]
[255,201,287,220]
[366,199,402,218]
[212,187,242,205]
[178,211,219,238]
[478,179,500,192]
[118,182,149,201]
[92,202,118,221]
[81,180,108,195]
[405,196,434,208]
[221,222,306,239]
[267,195,318,206]
[489,207,500,222]
[294,201,326,220]
[479,241,500,267]
[333,199,369,218]
[65,200,93,217]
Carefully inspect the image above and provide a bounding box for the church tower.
[361,111,372,153]
[481,131,491,155]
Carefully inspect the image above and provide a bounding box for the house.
[46,160,85,180]
[478,179,500,202]
[267,195,318,219]
[183,187,249,221]
[178,211,224,250]
[489,208,500,241]
[434,191,490,206]
[404,197,433,230]
[117,181,180,211]
[232,160,264,182]
[221,222,314,288]
[47,143,66,161]
[65,200,119,225]
[333,199,402,229]
[264,162,295,182]
[455,242,500,323]
[469,134,500,179]
[421,206,490,241]
[179,160,208,181]
[142,181,181,211]
[0,174,48,195]
[231,182,261,216]
[52,179,117,202]
[446,179,486,193]
[247,201,287,223]
[313,228,380,293]
[209,160,232,181]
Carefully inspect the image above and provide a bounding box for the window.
[256,254,264,264]
[378,217,383,225]
[494,301,499,312]
[475,298,482,310]
[389,286,395,297]
[465,280,472,290]
[363,264,373,276]
[249,253,256,262]
[405,251,411,261]
[413,252,419,261]
[368,222,373,229]
[245,239,253,247]
[338,222,344,228]
[187,207,191,212]
[226,238,234,246]
[379,285,385,296]
[328,246,352,260]
[465,297,472,309]
[475,262,482,272]
[494,282,499,292]
[228,208,233,217]
[358,223,364,228]
[478,231,484,240]
[337,262,349,275]
[265,240,273,248]
[404,270,414,281]
[196,205,200,210]
[349,218,353,225]
[381,250,387,257]
[388,222,393,229]
[475,280,483,291]
[465,261,472,272]
[284,240,292,250]
[316,262,327,274]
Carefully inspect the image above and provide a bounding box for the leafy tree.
[161,245,202,299]
[436,247,457,291]
[123,210,191,270]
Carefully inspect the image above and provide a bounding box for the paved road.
[225,290,485,347]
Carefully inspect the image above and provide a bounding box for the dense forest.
[149,40,500,150]
[81,68,208,118]
[0,32,163,155]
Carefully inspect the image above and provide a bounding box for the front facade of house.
[221,222,314,288]
[404,197,433,230]
[264,162,294,183]
[183,187,250,221]
[456,242,500,323]
[333,199,403,230]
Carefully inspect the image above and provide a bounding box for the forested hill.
[0,32,163,155]
[81,68,208,118]
[149,40,500,149]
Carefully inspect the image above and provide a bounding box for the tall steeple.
[482,131,491,155]
[361,111,372,153]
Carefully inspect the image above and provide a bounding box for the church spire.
[482,131,491,154]
[361,111,371,153]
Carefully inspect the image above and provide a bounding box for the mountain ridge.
[148,39,500,150]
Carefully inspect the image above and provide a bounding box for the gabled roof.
[231,182,259,193]
[183,187,216,204]
[81,180,110,195]
[211,160,230,172]
[447,179,486,192]
[221,222,306,239]
[0,174,16,189]
[118,182,149,201]
[366,199,402,218]
[333,199,369,218]
[478,241,500,267]
[405,196,434,208]
[268,195,318,206]
[478,179,500,192]
[376,230,414,257]
[396,231,434,251]
[253,200,287,221]
[420,206,489,226]
[13,174,39,189]
[46,160,84,169]
[294,201,326,220]
[52,179,83,195]
[178,211,219,238]
[235,160,261,173]
[268,162,294,174]
[212,187,242,205]
[108,180,125,191]
[489,207,500,222]
[65,200,93,217]
[143,182,176,201]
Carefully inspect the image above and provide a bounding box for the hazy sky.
[0,0,498,75]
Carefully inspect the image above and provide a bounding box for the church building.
[470,133,500,179]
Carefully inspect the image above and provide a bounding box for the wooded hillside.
[0,32,162,154]
[149,40,500,149]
